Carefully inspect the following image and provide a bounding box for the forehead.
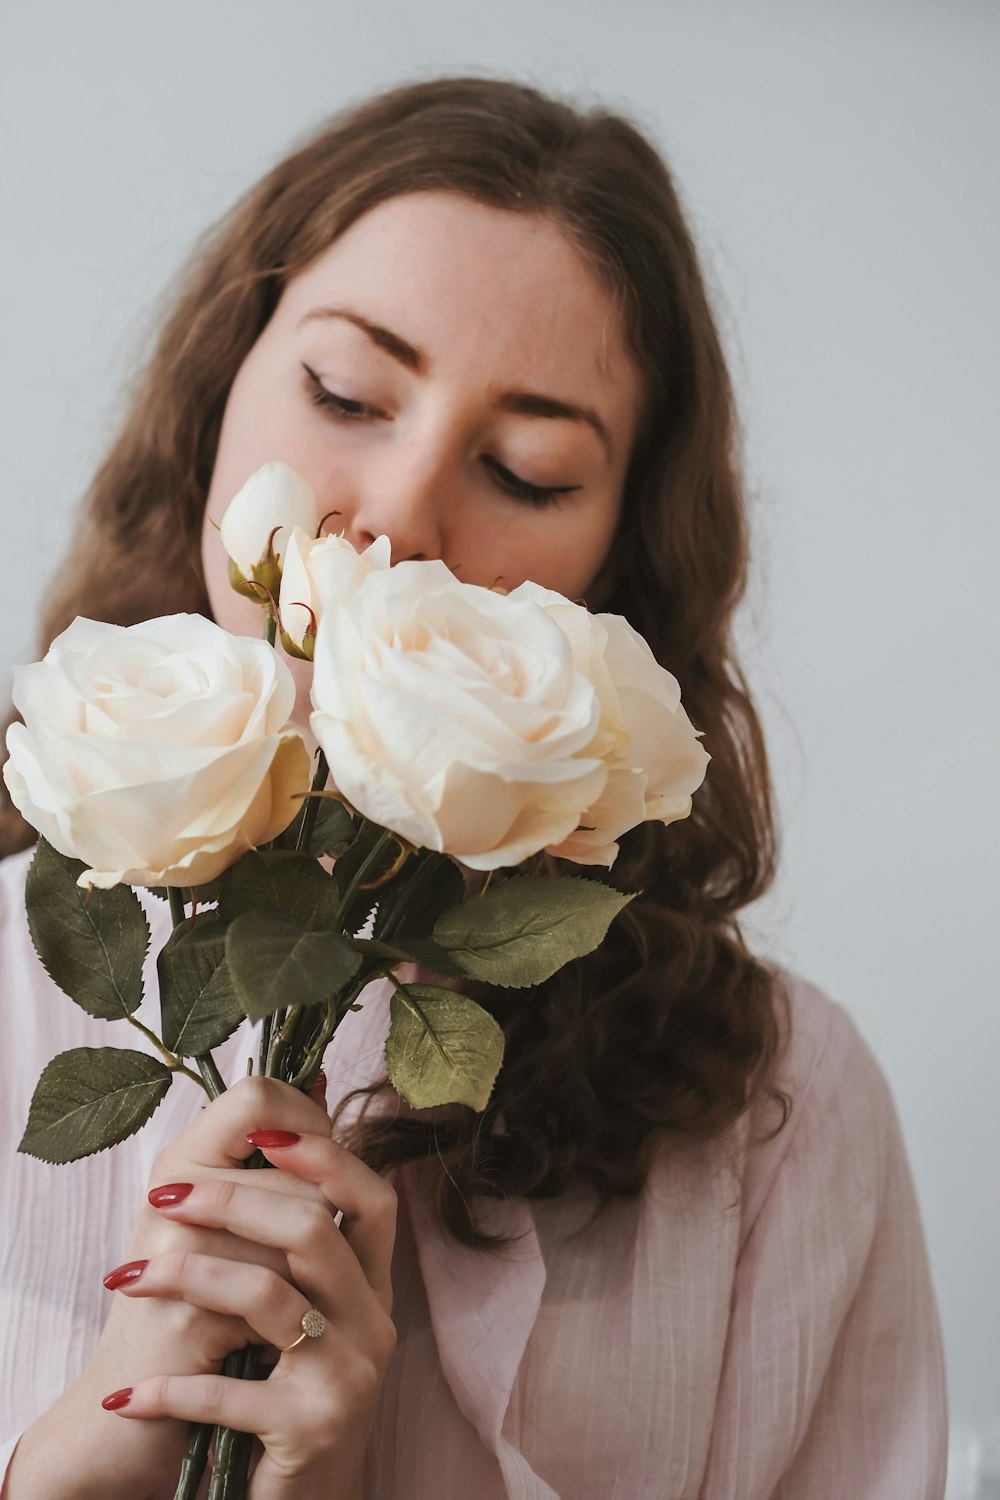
[279,190,640,418]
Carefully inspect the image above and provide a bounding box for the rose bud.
[278,530,392,661]
[220,463,321,605]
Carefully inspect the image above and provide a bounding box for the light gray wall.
[3,0,997,1478]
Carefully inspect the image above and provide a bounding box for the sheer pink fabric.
[0,846,947,1497]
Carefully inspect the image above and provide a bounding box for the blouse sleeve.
[698,992,949,1500]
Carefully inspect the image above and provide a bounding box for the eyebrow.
[298,304,614,460]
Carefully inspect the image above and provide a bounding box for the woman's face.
[202,190,643,718]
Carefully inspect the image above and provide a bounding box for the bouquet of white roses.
[2,462,710,1498]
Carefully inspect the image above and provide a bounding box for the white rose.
[278,530,391,659]
[310,561,608,869]
[507,583,711,865]
[2,614,311,889]
[220,462,321,601]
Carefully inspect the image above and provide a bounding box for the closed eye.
[304,368,379,421]
[479,456,581,509]
[303,364,582,509]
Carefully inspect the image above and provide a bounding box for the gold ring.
[279,1308,326,1351]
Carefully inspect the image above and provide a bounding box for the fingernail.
[246,1130,301,1149]
[148,1182,194,1208]
[102,1387,133,1411]
[103,1259,148,1290]
[314,1069,328,1093]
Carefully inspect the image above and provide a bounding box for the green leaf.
[157,916,247,1055]
[18,1046,173,1163]
[385,984,504,1111]
[283,795,356,858]
[25,837,149,1020]
[434,875,634,987]
[225,911,362,1020]
[218,850,340,932]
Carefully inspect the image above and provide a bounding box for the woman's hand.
[4,1077,397,1500]
[108,1077,397,1497]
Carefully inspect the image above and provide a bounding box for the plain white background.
[2,0,997,1478]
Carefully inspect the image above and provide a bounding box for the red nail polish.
[314,1069,328,1092]
[103,1259,148,1290]
[148,1182,194,1208]
[102,1387,133,1411]
[246,1130,301,1149]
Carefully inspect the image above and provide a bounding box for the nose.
[336,436,451,565]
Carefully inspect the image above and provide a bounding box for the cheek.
[201,367,320,628]
[204,345,331,529]
[514,507,621,600]
[469,535,594,601]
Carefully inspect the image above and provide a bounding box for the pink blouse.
[0,845,948,1497]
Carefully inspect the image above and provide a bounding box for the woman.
[0,77,947,1498]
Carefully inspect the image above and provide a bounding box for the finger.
[249,1134,397,1310]
[103,1372,277,1434]
[103,1365,378,1472]
[123,1196,297,1286]
[158,1076,331,1171]
[109,1250,313,1353]
[147,1178,374,1323]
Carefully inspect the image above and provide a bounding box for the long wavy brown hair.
[1,76,790,1247]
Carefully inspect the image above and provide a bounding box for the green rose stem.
[170,1140,264,1496]
[295,751,331,856]
[199,761,352,1495]
[203,829,403,1494]
[161,880,239,1498]
[277,826,412,1084]
[287,969,373,1091]
[266,822,400,1082]
[173,1420,212,1500]
[203,997,366,1496]
[177,603,321,1497]
[257,753,335,1075]
[206,1346,261,1500]
[264,1000,306,1079]
[195,1052,227,1099]
[173,1346,262,1500]
[119,1012,209,1093]
[175,766,396,1498]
